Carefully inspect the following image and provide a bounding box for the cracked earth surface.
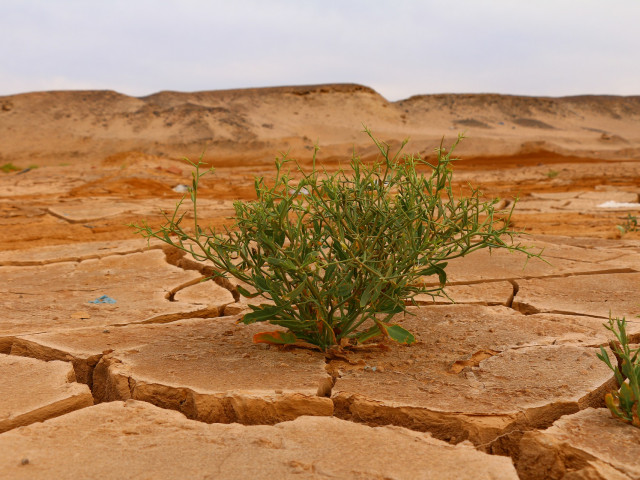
[2,158,640,478]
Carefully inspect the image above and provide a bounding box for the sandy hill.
[1,84,639,168]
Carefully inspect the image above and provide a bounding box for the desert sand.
[1,84,640,479]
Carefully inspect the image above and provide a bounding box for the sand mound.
[1,85,638,168]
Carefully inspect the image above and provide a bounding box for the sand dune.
[1,84,639,168]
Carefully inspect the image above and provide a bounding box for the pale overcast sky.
[1,0,639,101]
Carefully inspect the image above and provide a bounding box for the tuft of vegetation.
[597,316,640,427]
[617,214,639,236]
[545,169,559,179]
[133,129,537,351]
[1,162,20,173]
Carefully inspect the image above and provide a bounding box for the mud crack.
[162,246,240,301]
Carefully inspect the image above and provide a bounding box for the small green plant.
[545,169,559,179]
[597,316,640,427]
[1,162,20,173]
[617,214,639,236]
[133,129,536,351]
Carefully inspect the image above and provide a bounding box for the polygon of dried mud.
[7,302,620,456]
[329,306,615,454]
[0,250,234,339]
[0,354,92,433]
[0,238,160,266]
[12,317,333,424]
[516,190,640,215]
[517,408,640,480]
[414,280,515,306]
[422,243,633,285]
[45,197,233,224]
[513,272,640,319]
[0,400,519,480]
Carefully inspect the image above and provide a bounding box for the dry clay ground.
[1,86,640,479]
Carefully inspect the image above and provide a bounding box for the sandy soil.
[1,84,640,479]
[1,84,640,252]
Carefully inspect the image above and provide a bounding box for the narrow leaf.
[253,331,298,345]
[236,285,260,299]
[380,324,416,345]
[287,281,307,300]
[241,305,281,324]
[420,262,448,285]
[354,324,383,343]
[360,283,375,308]
[266,257,297,272]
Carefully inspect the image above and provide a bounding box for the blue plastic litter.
[89,295,117,304]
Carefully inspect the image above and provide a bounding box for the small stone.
[21,458,29,465]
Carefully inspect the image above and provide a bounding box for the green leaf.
[420,262,448,285]
[236,285,260,299]
[302,251,320,266]
[253,275,270,292]
[360,282,375,308]
[381,323,416,345]
[324,262,337,280]
[335,281,354,298]
[253,330,298,345]
[286,281,307,300]
[274,230,286,247]
[241,305,282,324]
[354,324,383,343]
[266,257,297,272]
[620,382,634,404]
[377,298,404,314]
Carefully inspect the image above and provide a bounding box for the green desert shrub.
[597,316,640,427]
[0,162,20,173]
[617,214,639,236]
[133,129,536,351]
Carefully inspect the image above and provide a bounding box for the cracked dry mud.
[3,198,640,479]
[3,232,640,478]
[0,401,519,480]
[3,197,640,479]
[3,89,640,478]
